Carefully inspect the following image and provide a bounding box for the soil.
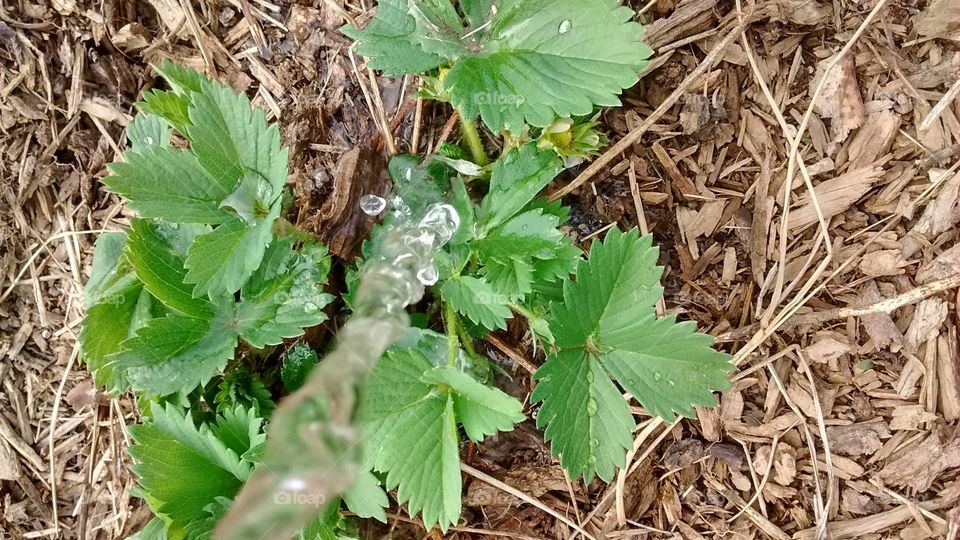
[1,0,960,538]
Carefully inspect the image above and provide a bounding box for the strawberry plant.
[80,1,734,538]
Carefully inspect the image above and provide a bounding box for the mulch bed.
[1,0,959,538]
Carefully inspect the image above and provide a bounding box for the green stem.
[458,114,490,167]
[444,302,460,367]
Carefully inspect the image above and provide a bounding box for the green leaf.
[532,228,732,481]
[448,0,650,131]
[342,469,388,522]
[84,231,130,308]
[342,0,444,76]
[358,350,461,531]
[448,177,476,246]
[104,146,234,224]
[128,404,250,534]
[532,349,634,482]
[481,257,533,300]
[154,60,205,94]
[80,282,150,390]
[461,0,495,27]
[234,239,333,348]
[139,90,191,133]
[128,113,172,151]
[600,316,734,419]
[105,312,237,397]
[479,144,562,231]
[440,275,511,331]
[183,213,277,297]
[209,405,267,462]
[214,371,276,420]
[125,219,214,318]
[345,0,651,132]
[186,79,287,195]
[474,208,563,262]
[421,366,524,442]
[281,343,319,392]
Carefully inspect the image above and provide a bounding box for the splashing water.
[359,194,387,216]
[214,198,459,540]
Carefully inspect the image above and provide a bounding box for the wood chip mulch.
[1,0,959,538]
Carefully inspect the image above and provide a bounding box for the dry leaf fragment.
[51,0,77,15]
[805,332,851,363]
[776,0,832,25]
[145,0,186,35]
[859,249,909,277]
[787,165,883,230]
[845,110,900,169]
[463,465,568,507]
[902,170,960,259]
[916,243,960,284]
[840,488,880,516]
[0,438,20,481]
[811,54,864,143]
[879,427,960,491]
[915,0,960,39]
[890,404,939,430]
[858,281,903,351]
[903,298,948,353]
[111,23,151,52]
[825,421,890,456]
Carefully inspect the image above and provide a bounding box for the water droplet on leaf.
[586,398,598,416]
[585,369,594,383]
[144,136,154,145]
[558,20,572,34]
[359,194,387,216]
[653,372,662,382]
[590,437,599,448]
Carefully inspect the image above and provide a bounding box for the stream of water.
[214,193,460,540]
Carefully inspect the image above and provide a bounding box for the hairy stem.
[458,114,490,166]
[444,302,460,366]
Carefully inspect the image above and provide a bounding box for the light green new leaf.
[358,350,461,531]
[126,219,213,319]
[479,144,562,231]
[234,239,333,348]
[104,145,234,224]
[440,275,511,331]
[533,229,732,481]
[341,0,444,76]
[422,366,524,442]
[128,404,250,533]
